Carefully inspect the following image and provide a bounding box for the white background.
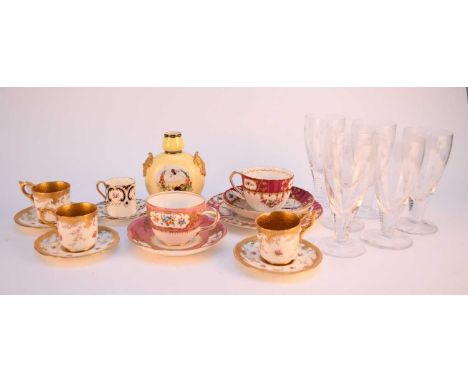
[1,1,468,381]
[1,87,467,294]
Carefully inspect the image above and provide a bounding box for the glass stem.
[334,213,351,243]
[409,198,429,223]
[380,211,398,238]
[311,170,328,208]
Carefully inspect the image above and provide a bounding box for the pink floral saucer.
[208,193,323,230]
[127,216,227,256]
[223,186,315,220]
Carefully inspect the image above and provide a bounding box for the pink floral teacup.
[229,167,294,212]
[147,191,220,246]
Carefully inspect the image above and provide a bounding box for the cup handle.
[299,210,317,238]
[19,181,35,201]
[96,181,107,200]
[199,207,220,232]
[38,208,58,229]
[229,171,245,200]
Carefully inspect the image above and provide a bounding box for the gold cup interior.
[55,202,97,218]
[256,211,300,231]
[33,181,70,194]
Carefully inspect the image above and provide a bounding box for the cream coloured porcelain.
[19,181,71,222]
[96,177,137,218]
[40,202,98,253]
[255,210,314,265]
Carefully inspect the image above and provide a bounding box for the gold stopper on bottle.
[162,131,184,153]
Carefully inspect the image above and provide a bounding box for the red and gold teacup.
[229,167,294,212]
[147,191,220,246]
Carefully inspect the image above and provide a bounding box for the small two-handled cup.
[18,180,70,222]
[255,210,316,265]
[39,202,98,252]
[96,177,137,218]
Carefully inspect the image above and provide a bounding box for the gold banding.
[256,211,300,231]
[56,202,97,217]
[32,181,70,194]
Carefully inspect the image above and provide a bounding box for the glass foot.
[397,217,438,235]
[320,214,365,232]
[319,236,366,258]
[360,229,413,250]
[357,206,379,220]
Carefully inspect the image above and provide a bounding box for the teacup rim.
[103,176,135,186]
[240,167,294,180]
[32,181,71,195]
[147,191,206,211]
[255,211,301,232]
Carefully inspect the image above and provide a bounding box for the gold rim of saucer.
[14,206,48,228]
[34,226,120,258]
[233,236,322,274]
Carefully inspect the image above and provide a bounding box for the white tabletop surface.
[1,87,467,294]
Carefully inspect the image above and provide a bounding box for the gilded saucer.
[14,206,48,229]
[127,216,227,256]
[223,186,315,220]
[208,193,323,230]
[97,198,147,221]
[34,226,120,258]
[234,236,322,274]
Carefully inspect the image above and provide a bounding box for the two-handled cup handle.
[229,171,245,200]
[199,207,220,232]
[37,208,58,229]
[96,180,107,200]
[299,209,317,238]
[19,181,35,201]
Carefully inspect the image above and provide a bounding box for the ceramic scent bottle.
[143,131,206,195]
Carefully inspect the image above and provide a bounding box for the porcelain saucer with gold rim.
[34,226,120,258]
[234,236,322,274]
[97,198,147,221]
[208,193,323,230]
[14,206,48,229]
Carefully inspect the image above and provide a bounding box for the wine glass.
[304,114,364,232]
[319,120,376,258]
[361,127,425,250]
[356,120,397,220]
[397,128,453,235]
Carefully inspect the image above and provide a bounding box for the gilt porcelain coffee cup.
[256,210,314,265]
[19,180,71,222]
[147,191,220,246]
[96,177,137,218]
[229,167,294,212]
[40,202,98,252]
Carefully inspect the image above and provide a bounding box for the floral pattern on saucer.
[234,236,322,274]
[127,216,227,256]
[208,193,323,230]
[34,226,120,258]
[97,198,146,221]
[208,194,257,228]
[223,186,316,220]
[14,206,48,229]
